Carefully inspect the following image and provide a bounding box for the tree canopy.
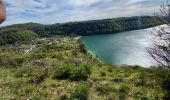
[0,16,163,37]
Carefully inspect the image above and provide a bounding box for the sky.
[1,0,165,26]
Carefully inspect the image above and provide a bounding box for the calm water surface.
[81,28,154,67]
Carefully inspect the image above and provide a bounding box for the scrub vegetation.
[0,34,170,100]
[0,16,169,99]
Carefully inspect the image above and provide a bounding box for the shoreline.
[79,37,103,64]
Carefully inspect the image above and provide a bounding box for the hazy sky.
[2,0,164,26]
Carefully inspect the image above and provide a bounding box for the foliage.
[119,84,130,96]
[0,33,169,99]
[0,59,169,99]
[52,64,91,81]
[0,52,26,67]
[0,16,163,37]
[0,29,38,45]
[28,68,48,84]
[70,83,90,100]
[70,65,91,81]
[52,63,73,79]
[96,84,117,95]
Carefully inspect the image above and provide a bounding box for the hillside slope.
[0,36,170,99]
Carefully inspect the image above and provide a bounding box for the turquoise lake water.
[81,28,154,67]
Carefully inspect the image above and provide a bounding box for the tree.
[148,0,170,68]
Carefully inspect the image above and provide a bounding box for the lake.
[81,28,155,67]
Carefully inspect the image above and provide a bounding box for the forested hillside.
[0,16,163,37]
[0,28,38,45]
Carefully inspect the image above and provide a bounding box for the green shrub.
[82,65,91,75]
[29,96,40,100]
[119,84,130,95]
[18,84,36,96]
[52,64,73,79]
[107,93,117,100]
[30,53,47,59]
[119,84,130,100]
[28,69,48,84]
[53,64,91,81]
[114,77,123,83]
[131,65,142,70]
[100,71,106,76]
[14,67,33,78]
[70,84,89,100]
[0,52,25,67]
[108,67,113,73]
[58,95,68,100]
[96,85,117,95]
[136,78,146,87]
[71,65,91,81]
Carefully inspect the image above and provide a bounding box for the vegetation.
[0,15,168,99]
[52,63,91,81]
[0,16,163,37]
[0,35,170,99]
[0,28,38,45]
[70,83,90,100]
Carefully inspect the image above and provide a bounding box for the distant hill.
[0,28,38,45]
[0,16,163,37]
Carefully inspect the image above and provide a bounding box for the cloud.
[1,0,164,26]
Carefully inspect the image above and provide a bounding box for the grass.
[0,36,170,99]
[70,83,90,100]
[0,65,169,99]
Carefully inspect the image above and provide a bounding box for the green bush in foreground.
[119,84,130,98]
[52,64,91,81]
[96,84,117,95]
[71,65,91,81]
[52,63,73,79]
[70,83,90,100]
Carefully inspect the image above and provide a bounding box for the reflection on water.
[81,28,155,67]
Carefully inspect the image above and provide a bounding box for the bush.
[14,67,33,78]
[114,77,123,83]
[131,65,142,70]
[52,64,73,79]
[108,67,113,73]
[30,53,47,59]
[58,95,68,100]
[118,84,130,100]
[107,93,117,100]
[0,52,25,67]
[119,84,130,95]
[96,85,117,95]
[14,66,45,78]
[136,77,146,87]
[70,84,89,100]
[28,69,48,84]
[71,65,91,81]
[53,64,91,81]
[29,96,40,100]
[100,71,106,76]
